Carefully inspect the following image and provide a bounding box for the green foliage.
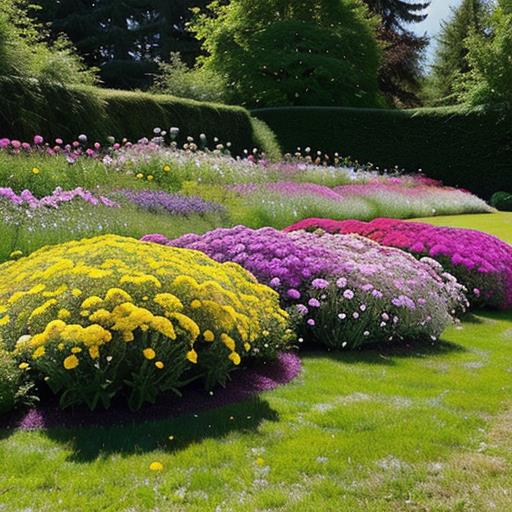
[254,104,512,198]
[152,52,226,103]
[491,191,512,211]
[191,0,383,108]
[456,3,512,106]
[0,0,97,86]
[0,348,22,415]
[428,0,488,105]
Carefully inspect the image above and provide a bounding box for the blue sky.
[409,0,462,66]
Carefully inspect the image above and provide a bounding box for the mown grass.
[0,213,510,511]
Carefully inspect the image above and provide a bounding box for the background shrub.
[0,348,22,415]
[254,104,512,198]
[491,191,512,211]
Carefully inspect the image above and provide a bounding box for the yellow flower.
[244,342,251,352]
[203,330,215,342]
[163,164,171,172]
[57,308,71,320]
[89,346,100,360]
[149,461,164,472]
[186,349,198,364]
[147,175,154,181]
[9,250,23,259]
[63,355,79,370]
[18,362,30,370]
[256,457,265,466]
[0,315,10,326]
[71,347,82,354]
[31,167,40,175]
[136,173,144,179]
[32,346,45,359]
[191,299,202,309]
[71,288,82,297]
[221,333,236,352]
[143,348,156,360]
[155,361,164,369]
[229,352,241,366]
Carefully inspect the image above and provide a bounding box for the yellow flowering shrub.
[0,235,292,410]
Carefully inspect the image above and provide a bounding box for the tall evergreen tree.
[363,0,430,107]
[32,0,207,89]
[429,0,488,105]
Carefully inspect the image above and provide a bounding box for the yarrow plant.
[143,227,467,349]
[0,235,292,410]
[285,218,512,310]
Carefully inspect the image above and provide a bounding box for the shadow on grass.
[300,338,467,367]
[472,310,512,323]
[41,395,278,462]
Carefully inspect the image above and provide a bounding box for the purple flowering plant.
[143,226,467,349]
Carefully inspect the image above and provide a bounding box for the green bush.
[0,76,280,157]
[152,52,226,104]
[191,0,382,108]
[491,191,512,211]
[254,104,512,198]
[0,348,22,415]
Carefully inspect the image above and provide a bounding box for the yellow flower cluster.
[0,235,290,377]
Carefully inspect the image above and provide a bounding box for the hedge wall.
[0,76,280,158]
[253,105,511,198]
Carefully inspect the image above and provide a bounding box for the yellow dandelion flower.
[57,308,71,320]
[143,348,156,360]
[155,361,164,369]
[149,461,164,472]
[186,349,198,364]
[136,173,144,179]
[32,346,45,359]
[191,299,202,309]
[229,352,241,366]
[147,175,154,181]
[163,164,171,172]
[203,330,215,342]
[31,167,40,175]
[63,355,79,370]
[244,342,251,352]
[0,315,10,326]
[71,347,82,354]
[71,288,82,297]
[18,362,29,370]
[89,346,100,360]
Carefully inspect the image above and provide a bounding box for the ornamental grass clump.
[144,226,467,349]
[286,218,512,310]
[0,235,291,411]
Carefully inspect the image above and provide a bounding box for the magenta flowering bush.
[143,227,467,349]
[0,187,118,209]
[285,218,512,310]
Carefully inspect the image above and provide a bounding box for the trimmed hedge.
[0,76,281,158]
[253,105,512,198]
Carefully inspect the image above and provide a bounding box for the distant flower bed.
[0,187,118,208]
[143,227,467,349]
[229,181,491,228]
[285,218,512,310]
[114,189,225,216]
[0,235,292,411]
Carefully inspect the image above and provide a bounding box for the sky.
[410,0,462,66]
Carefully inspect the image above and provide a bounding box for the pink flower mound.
[142,227,468,349]
[285,218,512,310]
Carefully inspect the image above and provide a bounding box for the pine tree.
[429,0,488,105]
[31,0,207,89]
[363,0,430,107]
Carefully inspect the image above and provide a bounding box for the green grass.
[0,213,511,511]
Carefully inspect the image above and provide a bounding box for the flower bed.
[144,227,467,349]
[0,187,117,208]
[0,235,292,411]
[285,218,512,309]
[114,189,225,216]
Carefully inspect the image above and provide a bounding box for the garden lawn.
[0,213,511,512]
